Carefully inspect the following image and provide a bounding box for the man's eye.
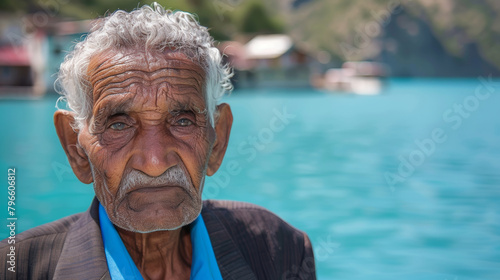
[109,122,128,131]
[176,118,193,127]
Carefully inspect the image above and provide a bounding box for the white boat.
[317,61,388,95]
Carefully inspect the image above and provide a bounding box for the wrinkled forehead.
[87,48,206,106]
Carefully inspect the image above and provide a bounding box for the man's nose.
[129,126,179,177]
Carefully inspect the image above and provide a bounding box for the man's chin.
[111,199,202,233]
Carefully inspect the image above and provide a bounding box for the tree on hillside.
[240,1,284,34]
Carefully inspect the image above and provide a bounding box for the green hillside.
[281,0,500,70]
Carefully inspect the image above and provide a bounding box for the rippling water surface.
[1,79,499,279]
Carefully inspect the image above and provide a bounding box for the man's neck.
[116,226,192,280]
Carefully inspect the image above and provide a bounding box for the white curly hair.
[56,2,233,128]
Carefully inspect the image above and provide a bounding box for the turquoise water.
[1,79,500,279]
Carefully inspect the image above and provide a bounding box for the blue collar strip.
[98,203,223,280]
[189,211,223,280]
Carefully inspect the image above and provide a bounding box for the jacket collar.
[53,198,110,280]
[202,202,258,280]
[52,198,256,280]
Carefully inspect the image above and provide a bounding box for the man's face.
[78,48,214,232]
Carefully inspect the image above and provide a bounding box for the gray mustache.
[118,166,191,196]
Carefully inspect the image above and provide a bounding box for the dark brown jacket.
[0,198,316,279]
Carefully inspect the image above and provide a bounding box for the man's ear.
[207,103,233,176]
[54,110,93,184]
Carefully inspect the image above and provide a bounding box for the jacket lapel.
[53,198,110,280]
[202,203,258,280]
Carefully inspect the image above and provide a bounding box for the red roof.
[0,46,30,66]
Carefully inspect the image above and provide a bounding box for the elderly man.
[0,3,315,280]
